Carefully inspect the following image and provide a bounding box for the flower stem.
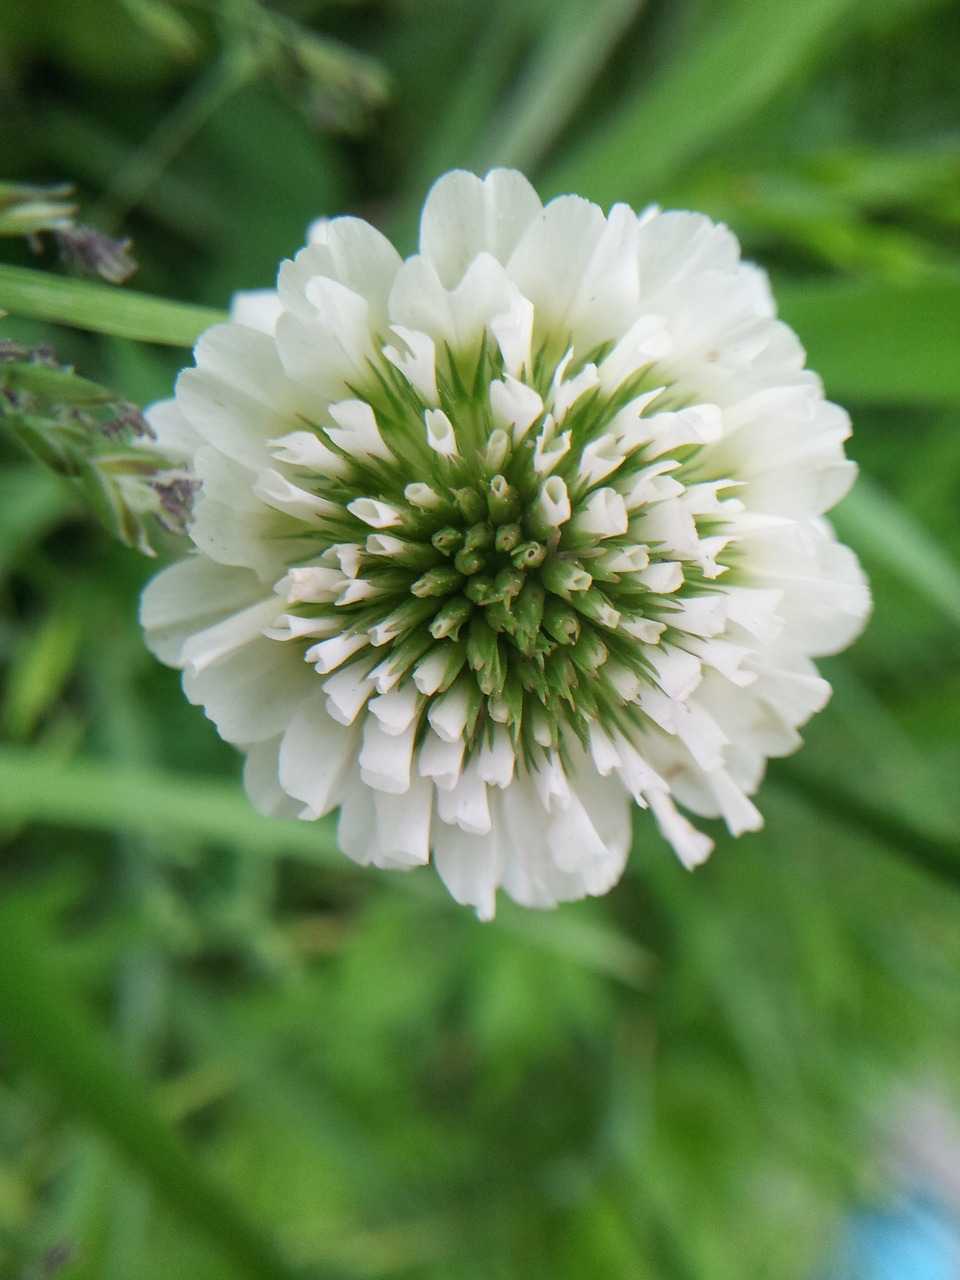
[0,263,225,345]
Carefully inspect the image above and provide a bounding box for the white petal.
[278,216,401,334]
[390,252,521,353]
[323,658,376,725]
[277,565,342,604]
[382,325,439,405]
[413,645,456,696]
[404,482,442,509]
[335,578,381,606]
[427,682,470,743]
[658,594,727,638]
[436,754,491,835]
[507,194,607,333]
[372,773,433,866]
[683,637,756,687]
[533,420,571,474]
[183,635,313,744]
[278,689,357,818]
[359,717,416,794]
[263,613,338,642]
[572,487,628,538]
[477,725,516,788]
[645,645,702,701]
[708,769,763,836]
[637,561,684,593]
[612,733,668,802]
[252,469,337,525]
[489,376,544,442]
[419,167,543,287]
[673,700,729,772]
[722,586,785,643]
[551,361,599,422]
[490,294,534,378]
[535,476,571,529]
[337,775,378,865]
[432,812,504,920]
[577,434,627,488]
[368,681,420,734]
[327,399,392,461]
[242,737,303,819]
[180,596,284,674]
[598,313,673,394]
[425,407,458,456]
[140,557,266,667]
[589,725,622,776]
[275,282,374,397]
[346,498,402,529]
[142,398,201,464]
[268,430,345,477]
[644,403,723,457]
[306,632,368,673]
[530,750,571,812]
[229,289,282,335]
[647,791,714,870]
[190,448,313,581]
[418,729,466,791]
[179,324,308,471]
[331,542,364,577]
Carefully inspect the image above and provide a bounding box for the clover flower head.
[141,169,870,917]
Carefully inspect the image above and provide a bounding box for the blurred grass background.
[1,0,959,1276]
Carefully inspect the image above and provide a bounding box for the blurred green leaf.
[120,0,202,61]
[0,898,311,1280]
[773,759,960,892]
[475,0,644,173]
[777,274,960,407]
[1,605,81,741]
[0,464,74,580]
[833,474,960,629]
[0,747,340,863]
[543,0,857,204]
[0,264,225,345]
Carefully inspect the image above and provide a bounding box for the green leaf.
[0,464,73,579]
[832,475,960,629]
[0,898,310,1280]
[0,264,225,346]
[474,0,643,173]
[0,748,341,864]
[772,759,960,893]
[776,274,960,407]
[542,0,857,205]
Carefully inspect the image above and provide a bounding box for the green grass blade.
[0,263,225,346]
[772,760,960,892]
[475,0,644,174]
[543,0,855,205]
[777,274,960,407]
[0,748,340,863]
[832,475,960,629]
[0,901,311,1280]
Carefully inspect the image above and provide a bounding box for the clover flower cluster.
[141,169,869,916]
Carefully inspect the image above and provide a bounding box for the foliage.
[0,0,959,1277]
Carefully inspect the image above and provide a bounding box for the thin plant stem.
[93,45,259,233]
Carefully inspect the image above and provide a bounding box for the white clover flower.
[141,168,870,918]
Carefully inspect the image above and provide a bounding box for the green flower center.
[275,333,733,764]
